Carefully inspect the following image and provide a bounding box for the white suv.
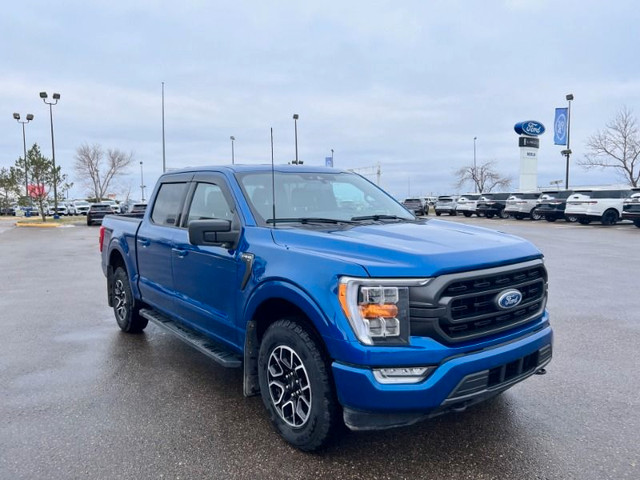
[565,189,633,225]
[504,192,543,220]
[456,194,481,217]
[70,200,91,215]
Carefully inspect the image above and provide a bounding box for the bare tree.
[454,161,512,193]
[74,143,134,201]
[580,106,640,187]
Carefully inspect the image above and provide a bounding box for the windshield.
[237,171,415,225]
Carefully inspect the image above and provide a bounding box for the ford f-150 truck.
[100,165,552,451]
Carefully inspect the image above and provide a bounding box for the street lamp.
[40,91,61,218]
[564,94,574,190]
[13,113,35,208]
[473,136,478,193]
[139,161,146,202]
[230,136,235,165]
[292,114,299,165]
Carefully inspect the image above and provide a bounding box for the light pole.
[230,136,235,165]
[140,161,146,202]
[292,114,299,164]
[40,92,61,218]
[13,113,34,208]
[473,136,478,193]
[563,94,574,190]
[331,148,334,166]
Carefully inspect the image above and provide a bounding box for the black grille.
[409,262,547,344]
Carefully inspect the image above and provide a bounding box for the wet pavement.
[0,219,638,479]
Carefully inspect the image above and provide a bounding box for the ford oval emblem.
[514,121,546,137]
[496,289,523,310]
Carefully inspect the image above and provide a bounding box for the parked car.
[87,203,113,226]
[565,189,632,225]
[622,189,640,228]
[402,197,427,216]
[535,190,575,222]
[102,199,121,213]
[129,203,147,214]
[504,192,543,220]
[475,192,511,219]
[52,203,69,216]
[456,194,482,217]
[100,165,552,451]
[70,200,91,215]
[434,195,458,216]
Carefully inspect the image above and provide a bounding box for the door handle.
[137,238,150,247]
[172,248,188,258]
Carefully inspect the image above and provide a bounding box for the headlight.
[338,276,430,346]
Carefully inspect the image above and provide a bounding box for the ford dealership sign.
[514,121,546,137]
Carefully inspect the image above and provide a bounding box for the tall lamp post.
[292,114,299,164]
[40,92,61,218]
[562,94,574,190]
[473,136,478,193]
[230,136,235,165]
[13,113,34,207]
[140,161,146,202]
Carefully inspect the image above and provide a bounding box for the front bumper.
[332,324,552,430]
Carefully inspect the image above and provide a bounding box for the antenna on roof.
[270,128,276,228]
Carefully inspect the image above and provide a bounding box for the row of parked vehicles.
[403,188,640,228]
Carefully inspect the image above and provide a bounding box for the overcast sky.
[2,0,639,200]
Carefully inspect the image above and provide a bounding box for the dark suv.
[87,203,113,226]
[475,192,511,219]
[622,189,640,228]
[536,190,575,222]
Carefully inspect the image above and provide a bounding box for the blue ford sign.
[514,121,546,137]
[496,289,523,310]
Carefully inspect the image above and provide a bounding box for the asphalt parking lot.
[0,216,638,480]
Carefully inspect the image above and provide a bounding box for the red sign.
[28,184,45,198]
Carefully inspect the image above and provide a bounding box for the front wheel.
[499,209,510,219]
[258,319,341,451]
[530,208,542,221]
[601,209,618,226]
[463,212,472,217]
[112,267,148,333]
[485,213,494,219]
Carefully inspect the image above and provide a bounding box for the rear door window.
[151,183,188,227]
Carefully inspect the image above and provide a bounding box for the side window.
[187,183,233,225]
[151,182,187,226]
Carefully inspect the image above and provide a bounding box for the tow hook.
[535,368,547,375]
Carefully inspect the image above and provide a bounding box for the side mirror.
[188,219,239,248]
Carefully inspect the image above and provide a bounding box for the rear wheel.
[545,216,557,222]
[485,213,494,219]
[112,267,148,333]
[258,319,340,451]
[514,214,523,220]
[435,212,441,216]
[601,209,618,226]
[565,215,578,223]
[449,210,457,216]
[463,212,472,217]
[499,209,510,219]
[577,218,591,225]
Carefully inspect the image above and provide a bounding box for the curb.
[15,222,65,228]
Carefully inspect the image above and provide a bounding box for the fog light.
[372,366,435,384]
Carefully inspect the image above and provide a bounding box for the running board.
[140,308,242,368]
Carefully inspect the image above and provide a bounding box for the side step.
[140,308,242,368]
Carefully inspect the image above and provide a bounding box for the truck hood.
[271,219,542,277]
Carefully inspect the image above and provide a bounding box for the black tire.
[601,209,618,226]
[577,218,591,225]
[499,209,510,219]
[514,214,523,220]
[634,219,640,228]
[463,212,472,217]
[449,211,457,216]
[486,213,494,219]
[530,208,542,221]
[545,216,557,223]
[565,215,578,223]
[258,319,340,451]
[435,212,441,216]
[87,217,92,226]
[112,267,148,333]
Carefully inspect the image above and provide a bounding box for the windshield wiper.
[350,214,409,222]
[266,217,356,225]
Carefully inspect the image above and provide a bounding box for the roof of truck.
[163,164,345,175]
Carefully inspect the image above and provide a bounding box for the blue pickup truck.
[100,165,552,450]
